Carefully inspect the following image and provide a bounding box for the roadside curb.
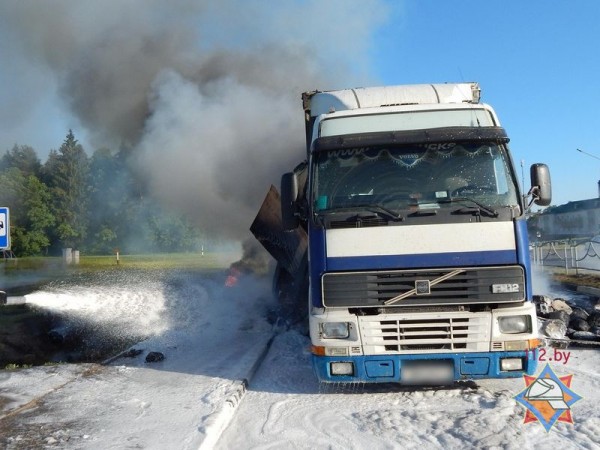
[198,332,276,450]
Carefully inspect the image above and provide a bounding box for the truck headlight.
[500,357,523,371]
[320,322,350,339]
[331,362,354,376]
[498,315,531,334]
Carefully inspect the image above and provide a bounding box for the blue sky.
[371,1,600,207]
[1,1,599,210]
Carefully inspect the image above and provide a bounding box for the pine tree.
[44,130,89,250]
[0,144,41,177]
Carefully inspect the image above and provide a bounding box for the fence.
[531,236,600,274]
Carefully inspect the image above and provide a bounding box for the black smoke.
[0,0,389,239]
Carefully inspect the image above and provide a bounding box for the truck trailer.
[252,82,551,384]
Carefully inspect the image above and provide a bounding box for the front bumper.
[312,350,538,384]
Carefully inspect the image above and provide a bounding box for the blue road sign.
[0,207,10,249]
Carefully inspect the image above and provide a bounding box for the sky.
[370,1,600,208]
[0,0,599,236]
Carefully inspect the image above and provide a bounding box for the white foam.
[25,281,171,337]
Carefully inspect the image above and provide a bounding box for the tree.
[0,144,41,177]
[43,130,89,250]
[146,208,203,252]
[18,176,55,255]
[0,167,24,211]
[0,168,27,254]
[0,169,54,256]
[0,131,208,255]
[40,149,60,185]
[85,148,125,253]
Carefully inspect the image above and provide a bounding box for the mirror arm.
[525,186,539,209]
[296,199,308,220]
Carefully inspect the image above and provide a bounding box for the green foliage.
[0,144,41,177]
[0,169,54,255]
[85,147,127,253]
[1,130,206,256]
[24,175,54,230]
[4,363,32,370]
[0,167,26,210]
[43,130,89,249]
[146,211,204,253]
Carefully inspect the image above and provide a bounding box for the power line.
[576,148,600,162]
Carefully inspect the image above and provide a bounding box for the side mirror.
[530,163,551,206]
[281,172,299,230]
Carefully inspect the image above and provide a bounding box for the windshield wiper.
[439,197,498,218]
[318,204,404,222]
[408,209,438,217]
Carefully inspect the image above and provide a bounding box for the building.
[531,195,600,241]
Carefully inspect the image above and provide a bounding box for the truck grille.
[322,266,524,308]
[359,312,490,354]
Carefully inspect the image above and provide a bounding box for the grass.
[3,363,33,370]
[1,251,238,273]
[552,272,600,290]
[74,252,237,271]
[1,256,60,270]
[1,252,240,297]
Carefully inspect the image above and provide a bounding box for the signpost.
[0,207,10,250]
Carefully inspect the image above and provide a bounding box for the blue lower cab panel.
[313,351,538,383]
[365,360,395,378]
[460,357,490,375]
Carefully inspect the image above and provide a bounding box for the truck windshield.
[312,142,520,215]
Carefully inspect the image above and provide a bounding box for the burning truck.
[251,83,552,384]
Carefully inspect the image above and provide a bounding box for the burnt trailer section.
[250,163,309,322]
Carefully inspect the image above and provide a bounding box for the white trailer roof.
[304,83,480,117]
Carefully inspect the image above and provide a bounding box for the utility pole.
[576,149,600,197]
[520,159,527,209]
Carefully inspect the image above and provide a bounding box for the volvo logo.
[415,280,431,295]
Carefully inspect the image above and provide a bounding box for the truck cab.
[280,83,550,383]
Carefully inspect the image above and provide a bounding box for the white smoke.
[135,70,302,237]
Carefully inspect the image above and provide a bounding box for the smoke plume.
[0,0,389,239]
